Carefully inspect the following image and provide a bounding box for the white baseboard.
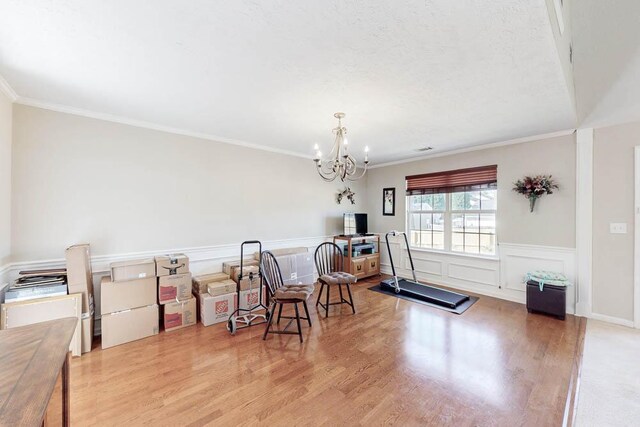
[589,312,635,328]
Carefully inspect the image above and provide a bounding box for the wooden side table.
[0,317,77,426]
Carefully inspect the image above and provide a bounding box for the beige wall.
[364,134,577,248]
[592,122,639,321]
[10,105,366,261]
[0,90,11,266]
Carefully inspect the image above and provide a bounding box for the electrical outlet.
[610,223,627,234]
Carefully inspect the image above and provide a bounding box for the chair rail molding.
[5,235,332,283]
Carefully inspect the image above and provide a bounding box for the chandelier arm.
[344,161,369,182]
[316,161,338,181]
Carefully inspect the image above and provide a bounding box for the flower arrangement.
[513,175,558,212]
[337,187,356,205]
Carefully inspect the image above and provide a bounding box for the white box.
[200,292,237,326]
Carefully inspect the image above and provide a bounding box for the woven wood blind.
[406,165,497,195]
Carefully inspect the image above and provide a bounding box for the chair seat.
[320,272,357,285]
[274,284,315,301]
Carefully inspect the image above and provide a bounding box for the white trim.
[15,97,313,160]
[369,129,576,169]
[589,312,636,328]
[575,129,593,318]
[0,74,17,102]
[634,146,640,328]
[552,0,565,35]
[5,235,330,282]
[410,246,499,262]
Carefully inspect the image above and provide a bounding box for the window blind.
[406,165,497,195]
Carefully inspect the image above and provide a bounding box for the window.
[406,166,497,256]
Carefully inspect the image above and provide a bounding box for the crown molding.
[0,74,18,102]
[15,96,314,160]
[369,128,576,169]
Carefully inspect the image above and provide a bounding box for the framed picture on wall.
[383,187,395,216]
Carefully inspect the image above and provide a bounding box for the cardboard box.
[110,258,156,282]
[158,273,192,304]
[238,275,262,291]
[208,279,237,297]
[66,244,94,314]
[239,286,266,311]
[101,304,159,349]
[192,272,230,294]
[101,276,157,315]
[163,296,196,332]
[1,293,82,357]
[155,253,190,277]
[200,292,236,326]
[230,265,260,283]
[253,247,308,260]
[222,258,258,275]
[81,313,94,354]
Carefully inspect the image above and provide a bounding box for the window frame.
[405,190,498,258]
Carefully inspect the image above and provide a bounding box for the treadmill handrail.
[384,231,417,282]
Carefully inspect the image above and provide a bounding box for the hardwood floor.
[67,276,584,426]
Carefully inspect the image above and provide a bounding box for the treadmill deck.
[381,278,470,309]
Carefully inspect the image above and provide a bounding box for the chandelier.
[313,112,369,182]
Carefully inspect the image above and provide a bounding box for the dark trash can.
[526,280,566,320]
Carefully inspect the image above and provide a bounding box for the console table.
[0,317,77,426]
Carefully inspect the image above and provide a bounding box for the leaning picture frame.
[383,187,395,216]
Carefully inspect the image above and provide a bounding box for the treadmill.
[380,231,470,309]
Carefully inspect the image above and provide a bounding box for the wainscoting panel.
[448,262,498,287]
[499,243,576,313]
[380,236,576,312]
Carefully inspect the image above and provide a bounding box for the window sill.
[405,246,500,261]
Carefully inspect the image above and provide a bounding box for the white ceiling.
[0,1,577,163]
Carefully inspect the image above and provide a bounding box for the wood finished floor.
[66,276,584,426]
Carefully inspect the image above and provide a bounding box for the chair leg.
[262,303,277,340]
[302,300,312,327]
[346,283,356,314]
[294,303,303,343]
[325,283,331,317]
[338,283,344,302]
[277,303,283,324]
[315,282,324,306]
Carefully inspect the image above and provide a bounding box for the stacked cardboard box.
[101,258,159,349]
[156,254,196,332]
[226,259,266,311]
[192,272,236,326]
[65,244,95,354]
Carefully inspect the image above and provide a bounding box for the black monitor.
[343,213,368,236]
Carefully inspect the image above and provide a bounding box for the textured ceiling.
[0,1,576,163]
